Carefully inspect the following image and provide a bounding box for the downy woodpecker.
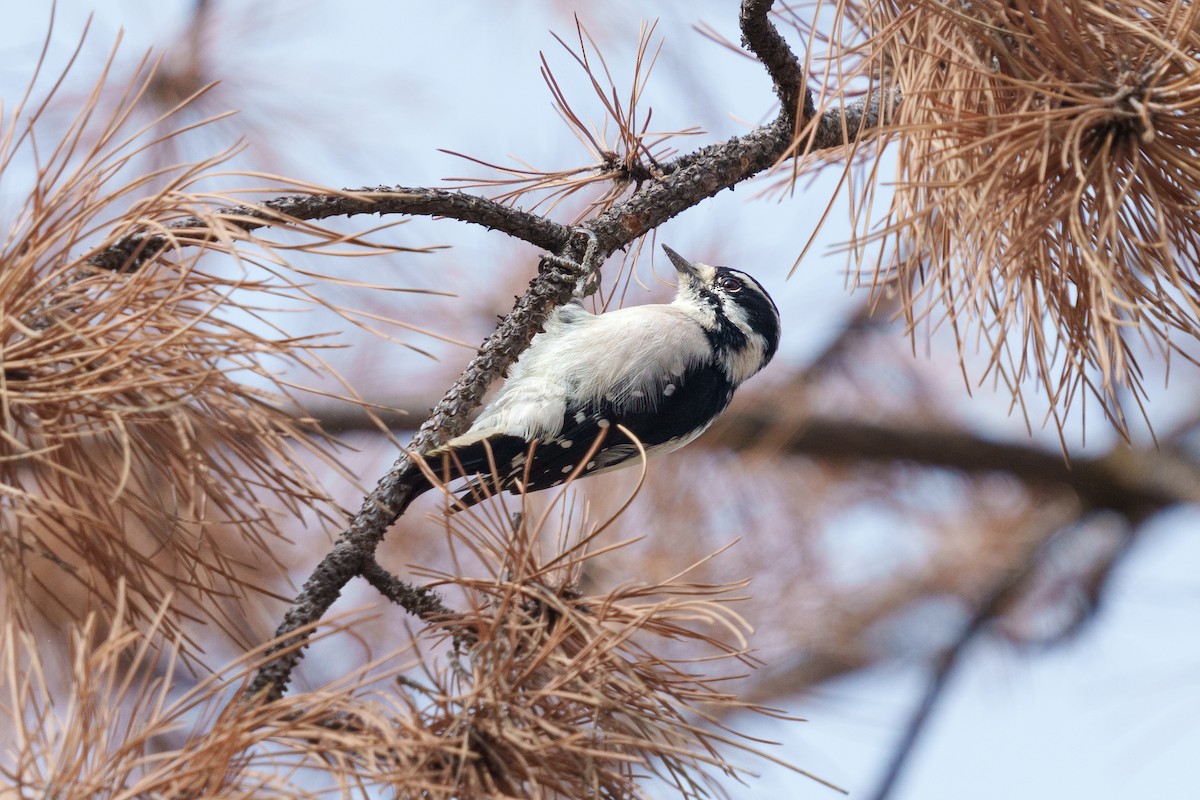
[423,244,780,507]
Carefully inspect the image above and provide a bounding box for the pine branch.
[88,187,573,271]
[741,0,811,122]
[311,400,1200,518]
[704,413,1200,514]
[359,555,459,623]
[868,534,1052,800]
[87,14,892,276]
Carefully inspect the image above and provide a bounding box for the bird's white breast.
[459,302,712,442]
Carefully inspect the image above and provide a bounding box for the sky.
[3,2,1199,798]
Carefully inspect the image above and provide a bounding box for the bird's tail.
[412,436,529,513]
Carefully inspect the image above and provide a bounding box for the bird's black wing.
[438,362,734,506]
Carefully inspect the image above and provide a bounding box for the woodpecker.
[422,244,780,507]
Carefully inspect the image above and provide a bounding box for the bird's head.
[662,244,781,384]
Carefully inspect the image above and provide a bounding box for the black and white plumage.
[422,244,781,507]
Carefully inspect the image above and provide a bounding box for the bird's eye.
[717,276,743,293]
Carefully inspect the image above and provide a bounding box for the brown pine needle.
[844,0,1200,434]
[384,477,842,798]
[440,16,701,226]
[0,28,443,643]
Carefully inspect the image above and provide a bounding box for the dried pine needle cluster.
[2,231,333,627]
[854,0,1200,428]
[0,593,413,799]
[444,18,697,220]
[0,44,412,634]
[384,506,819,799]
[1,512,826,799]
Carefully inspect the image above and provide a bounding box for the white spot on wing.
[561,465,573,474]
[574,411,586,424]
[597,419,610,429]
[663,383,676,396]
[586,460,596,470]
[559,439,573,448]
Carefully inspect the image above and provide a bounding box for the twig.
[658,91,893,180]
[868,520,1065,800]
[813,87,897,150]
[740,0,811,123]
[359,555,458,622]
[88,187,573,271]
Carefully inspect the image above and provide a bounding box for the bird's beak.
[662,244,700,281]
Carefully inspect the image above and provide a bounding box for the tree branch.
[740,0,811,123]
[312,400,1200,518]
[88,187,573,272]
[86,7,895,281]
[863,494,1139,800]
[868,540,1049,800]
[703,412,1200,514]
[359,555,458,622]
